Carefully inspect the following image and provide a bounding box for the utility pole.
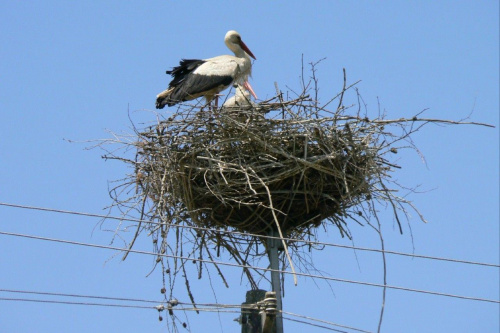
[238,229,284,333]
[267,229,284,333]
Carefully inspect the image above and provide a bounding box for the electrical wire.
[1,201,497,333]
[1,230,498,304]
[0,288,376,333]
[0,296,236,314]
[0,289,244,312]
[1,202,498,268]
[0,288,161,305]
[0,297,154,309]
[0,295,373,332]
[0,289,238,311]
[282,317,354,333]
[282,310,372,333]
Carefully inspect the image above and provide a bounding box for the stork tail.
[156,87,175,109]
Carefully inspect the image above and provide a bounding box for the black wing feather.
[168,74,233,104]
[166,59,205,88]
[158,58,234,107]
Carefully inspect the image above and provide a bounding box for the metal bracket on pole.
[259,291,278,333]
[239,289,267,333]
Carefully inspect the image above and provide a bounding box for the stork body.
[156,30,257,109]
[222,84,255,109]
[222,84,261,124]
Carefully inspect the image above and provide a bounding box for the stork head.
[225,30,256,60]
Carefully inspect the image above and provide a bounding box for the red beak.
[239,40,256,60]
[243,81,258,99]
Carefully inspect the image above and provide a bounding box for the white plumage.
[222,84,256,109]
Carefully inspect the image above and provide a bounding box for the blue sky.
[0,1,498,332]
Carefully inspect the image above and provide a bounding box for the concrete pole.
[267,230,284,333]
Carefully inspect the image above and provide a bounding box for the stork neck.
[226,42,248,59]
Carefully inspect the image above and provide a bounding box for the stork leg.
[212,94,224,116]
[201,96,213,113]
[214,95,219,110]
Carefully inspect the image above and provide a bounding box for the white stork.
[222,84,256,109]
[222,85,258,123]
[156,30,257,109]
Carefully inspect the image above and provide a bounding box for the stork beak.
[243,81,258,99]
[239,40,256,60]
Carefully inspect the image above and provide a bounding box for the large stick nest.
[101,67,465,295]
[137,97,382,238]
[97,65,492,320]
[109,77,420,277]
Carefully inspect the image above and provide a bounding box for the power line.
[282,310,372,333]
[0,289,375,333]
[1,230,499,304]
[0,299,363,333]
[0,295,370,333]
[0,290,370,333]
[1,201,498,268]
[282,317,353,333]
[0,288,161,305]
[0,296,243,317]
[178,303,369,333]
[0,288,235,311]
[0,297,154,310]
